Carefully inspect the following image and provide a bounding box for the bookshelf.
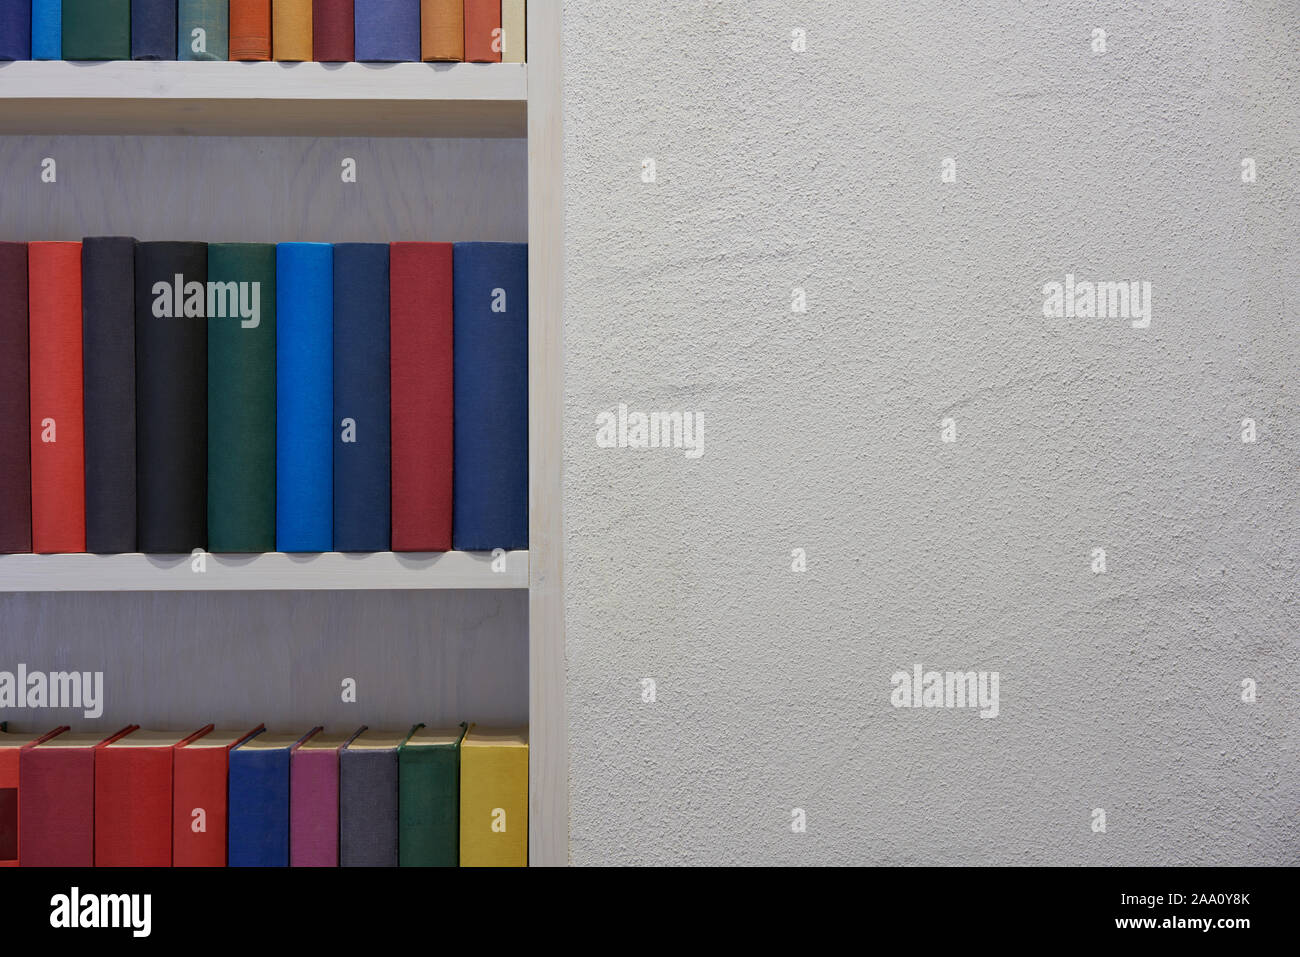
[0,5,566,865]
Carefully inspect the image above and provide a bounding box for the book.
[399,724,465,866]
[173,725,263,867]
[0,725,67,867]
[276,243,333,552]
[332,243,390,551]
[228,728,319,867]
[132,0,178,59]
[312,0,353,61]
[354,0,418,62]
[95,727,208,867]
[339,728,406,866]
[135,242,209,553]
[452,243,528,550]
[179,0,230,61]
[19,727,135,867]
[30,0,58,60]
[501,0,525,63]
[390,242,453,551]
[463,0,501,63]
[459,726,528,867]
[81,237,137,555]
[273,0,312,61]
[0,243,30,553]
[419,0,462,62]
[28,241,86,554]
[0,0,30,60]
[290,727,361,867]
[208,243,277,552]
[229,0,272,60]
[62,0,130,60]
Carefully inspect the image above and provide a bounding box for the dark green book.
[207,243,276,553]
[62,0,131,60]
[399,724,466,866]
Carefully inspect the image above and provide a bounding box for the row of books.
[0,722,528,866]
[0,0,523,63]
[0,239,527,555]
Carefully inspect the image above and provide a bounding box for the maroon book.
[313,0,354,61]
[0,243,30,553]
[389,243,454,552]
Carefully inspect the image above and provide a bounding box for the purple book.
[289,729,361,867]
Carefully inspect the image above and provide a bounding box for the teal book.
[179,0,229,60]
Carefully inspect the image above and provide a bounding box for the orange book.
[230,0,273,60]
[421,0,463,61]
[464,0,501,63]
[0,725,68,867]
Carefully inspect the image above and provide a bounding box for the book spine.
[228,749,291,867]
[452,243,528,551]
[179,0,230,61]
[81,237,137,555]
[399,746,459,866]
[229,0,272,59]
[312,0,352,61]
[0,0,31,60]
[94,748,173,867]
[29,242,85,554]
[463,0,501,63]
[354,0,419,62]
[173,747,229,866]
[208,244,277,552]
[501,0,525,63]
[273,0,313,61]
[339,748,399,866]
[134,242,209,553]
[419,0,462,62]
[30,0,58,59]
[390,242,452,552]
[276,243,333,551]
[459,740,528,867]
[289,749,339,866]
[332,243,390,551]
[62,0,130,60]
[0,746,18,865]
[132,0,179,59]
[19,748,95,867]
[0,244,30,554]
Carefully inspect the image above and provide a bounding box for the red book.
[172,726,264,867]
[389,243,454,552]
[0,725,68,867]
[28,242,85,554]
[313,0,354,61]
[95,727,210,867]
[19,726,134,867]
[464,0,501,62]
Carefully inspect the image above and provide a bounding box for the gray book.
[339,729,408,867]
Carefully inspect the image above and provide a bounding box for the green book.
[62,0,131,60]
[207,244,276,553]
[399,724,466,866]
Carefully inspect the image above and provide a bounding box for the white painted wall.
[561,0,1298,864]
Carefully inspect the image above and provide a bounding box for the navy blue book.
[452,243,528,550]
[227,731,313,868]
[332,244,390,552]
[354,0,418,62]
[132,0,177,59]
[276,243,333,552]
[0,0,30,60]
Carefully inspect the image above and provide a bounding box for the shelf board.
[0,60,527,137]
[0,550,528,592]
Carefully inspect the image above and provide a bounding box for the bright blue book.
[332,244,391,552]
[0,0,30,60]
[277,243,334,553]
[354,0,419,62]
[452,243,528,551]
[30,0,58,59]
[227,732,306,868]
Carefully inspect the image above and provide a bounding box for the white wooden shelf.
[0,549,528,592]
[0,60,527,137]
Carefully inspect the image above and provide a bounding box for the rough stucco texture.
[561,0,1298,864]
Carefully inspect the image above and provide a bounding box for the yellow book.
[501,0,526,63]
[459,726,528,867]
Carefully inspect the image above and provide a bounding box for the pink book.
[289,728,362,867]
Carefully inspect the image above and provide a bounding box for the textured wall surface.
[562,0,1298,864]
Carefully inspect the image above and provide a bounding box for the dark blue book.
[452,242,528,551]
[276,243,333,552]
[0,0,31,60]
[354,0,419,62]
[227,731,313,868]
[132,0,177,59]
[332,244,390,552]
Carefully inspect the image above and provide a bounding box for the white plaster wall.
[561,0,1298,864]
